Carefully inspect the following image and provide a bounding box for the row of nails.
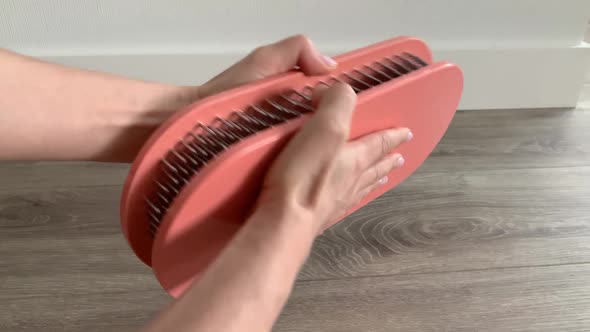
[159,51,427,185]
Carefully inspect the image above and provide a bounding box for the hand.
[196,34,337,99]
[256,83,413,235]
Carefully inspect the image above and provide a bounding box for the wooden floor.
[2,85,590,332]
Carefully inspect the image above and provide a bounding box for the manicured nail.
[406,131,413,141]
[379,176,389,185]
[322,55,338,67]
[397,156,405,167]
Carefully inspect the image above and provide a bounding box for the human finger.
[348,127,412,173]
[305,82,357,143]
[198,35,336,98]
[246,34,337,76]
[352,174,388,208]
[263,82,356,187]
[355,152,404,191]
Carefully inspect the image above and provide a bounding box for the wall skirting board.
[42,43,590,111]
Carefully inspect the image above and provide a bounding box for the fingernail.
[406,131,413,141]
[322,55,338,67]
[379,176,389,185]
[397,156,405,167]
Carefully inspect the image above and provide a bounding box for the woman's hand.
[256,82,412,235]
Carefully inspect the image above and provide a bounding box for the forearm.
[143,204,317,332]
[0,48,198,162]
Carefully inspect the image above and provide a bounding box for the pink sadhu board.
[119,36,464,297]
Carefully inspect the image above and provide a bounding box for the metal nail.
[354,69,382,84]
[387,57,410,73]
[402,52,427,67]
[366,64,393,80]
[265,98,301,116]
[376,60,402,76]
[162,159,178,174]
[251,104,285,121]
[343,72,371,89]
[145,198,161,215]
[394,55,419,70]
[291,89,312,102]
[279,95,313,111]
[156,192,170,205]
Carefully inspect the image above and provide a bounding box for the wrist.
[246,198,320,245]
[93,83,200,162]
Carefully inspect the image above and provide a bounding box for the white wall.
[1,0,589,109]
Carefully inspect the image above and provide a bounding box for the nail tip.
[397,156,405,167]
[322,55,338,67]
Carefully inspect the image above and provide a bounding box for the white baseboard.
[41,43,590,110]
[435,43,590,110]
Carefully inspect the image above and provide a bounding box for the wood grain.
[2,265,589,332]
[1,290,167,332]
[1,86,589,331]
[0,161,128,193]
[299,165,590,280]
[276,264,590,332]
[422,107,590,173]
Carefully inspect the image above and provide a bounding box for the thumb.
[305,82,357,145]
[267,82,357,180]
[198,35,337,99]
